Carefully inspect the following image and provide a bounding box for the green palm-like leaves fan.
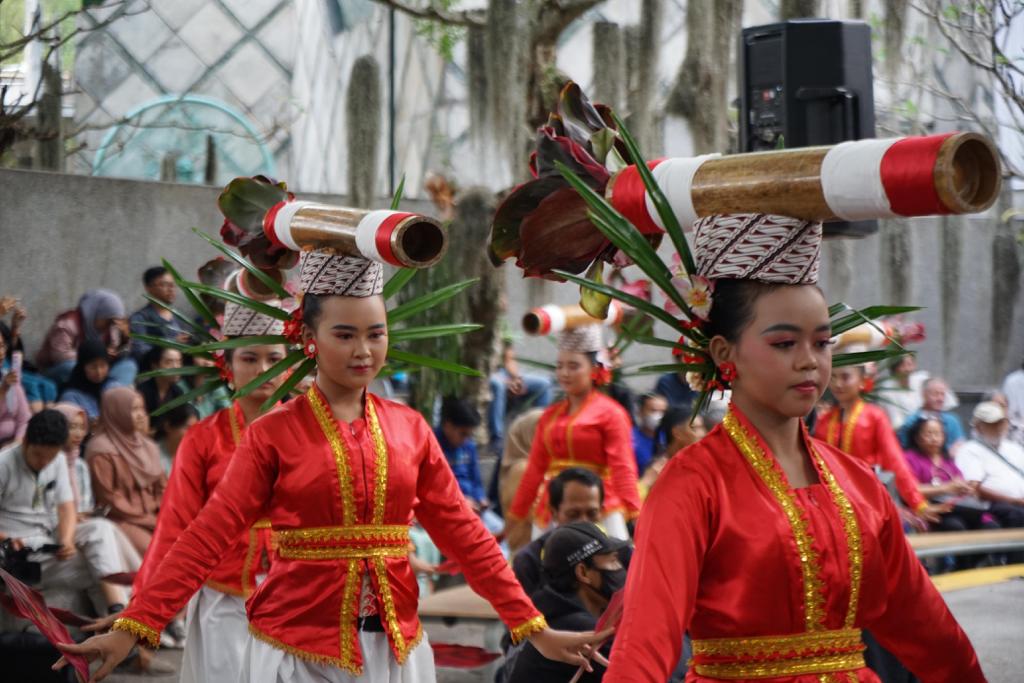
[138,181,482,415]
[491,85,918,417]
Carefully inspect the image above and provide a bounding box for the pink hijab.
[53,402,87,506]
[88,387,163,488]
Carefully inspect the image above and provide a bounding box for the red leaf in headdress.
[518,187,608,278]
[430,643,501,668]
[490,176,570,264]
[533,127,610,187]
[0,569,90,681]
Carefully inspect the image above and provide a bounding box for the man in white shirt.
[955,401,1024,531]
[1003,361,1024,431]
[0,410,125,615]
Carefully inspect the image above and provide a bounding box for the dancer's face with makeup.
[304,295,389,391]
[711,285,833,419]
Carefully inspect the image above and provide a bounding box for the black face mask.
[595,567,627,600]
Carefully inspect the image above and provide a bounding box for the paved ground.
[104,578,1023,682]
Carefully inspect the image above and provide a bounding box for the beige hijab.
[88,387,163,488]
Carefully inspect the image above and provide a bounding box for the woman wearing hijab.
[58,340,112,425]
[37,289,136,387]
[86,387,166,555]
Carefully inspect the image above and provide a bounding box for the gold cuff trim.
[249,624,360,675]
[692,628,864,657]
[693,652,865,679]
[509,614,548,643]
[112,617,160,649]
[252,518,273,529]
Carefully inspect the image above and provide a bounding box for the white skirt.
[239,630,435,683]
[180,586,249,683]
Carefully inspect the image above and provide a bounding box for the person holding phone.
[0,328,30,448]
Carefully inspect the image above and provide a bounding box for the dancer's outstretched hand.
[53,630,137,682]
[528,626,615,668]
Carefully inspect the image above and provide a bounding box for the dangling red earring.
[718,361,738,384]
[304,341,318,359]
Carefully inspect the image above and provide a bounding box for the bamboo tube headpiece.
[522,301,625,335]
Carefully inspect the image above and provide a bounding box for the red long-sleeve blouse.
[132,403,272,598]
[114,385,545,674]
[814,399,927,511]
[603,404,983,682]
[509,390,641,527]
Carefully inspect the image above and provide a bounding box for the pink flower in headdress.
[618,277,652,302]
[674,274,714,321]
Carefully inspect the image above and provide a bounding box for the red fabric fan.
[430,642,501,668]
[569,588,625,683]
[0,594,91,628]
[0,569,90,681]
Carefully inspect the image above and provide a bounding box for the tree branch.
[370,0,486,27]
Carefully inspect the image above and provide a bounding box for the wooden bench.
[907,528,1024,559]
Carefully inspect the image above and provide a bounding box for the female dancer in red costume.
[599,214,983,682]
[56,249,607,682]
[507,324,640,546]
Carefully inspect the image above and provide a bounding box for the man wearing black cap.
[506,522,627,682]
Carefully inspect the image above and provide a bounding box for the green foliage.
[413,1,465,62]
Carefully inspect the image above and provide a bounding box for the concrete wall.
[2,169,1021,396]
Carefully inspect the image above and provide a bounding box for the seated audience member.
[513,467,606,597]
[36,289,136,387]
[507,522,626,683]
[53,403,142,567]
[154,403,199,474]
[983,389,1024,448]
[899,377,965,453]
[0,411,128,615]
[488,340,553,457]
[136,346,185,419]
[435,397,503,534]
[129,266,190,362]
[1,304,57,411]
[57,340,112,425]
[632,393,668,474]
[635,407,709,499]
[0,336,30,448]
[1004,359,1024,432]
[86,387,166,555]
[653,365,698,412]
[497,408,545,517]
[956,402,1024,531]
[903,415,998,569]
[185,356,233,419]
[658,406,708,458]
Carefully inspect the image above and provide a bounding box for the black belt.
[358,614,385,632]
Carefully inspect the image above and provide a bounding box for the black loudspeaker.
[738,19,877,237]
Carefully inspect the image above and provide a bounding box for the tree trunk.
[347,55,383,207]
[780,0,820,19]
[36,58,63,171]
[467,22,487,143]
[625,0,661,154]
[592,22,625,111]
[883,0,909,80]
[668,0,743,154]
[451,188,505,402]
